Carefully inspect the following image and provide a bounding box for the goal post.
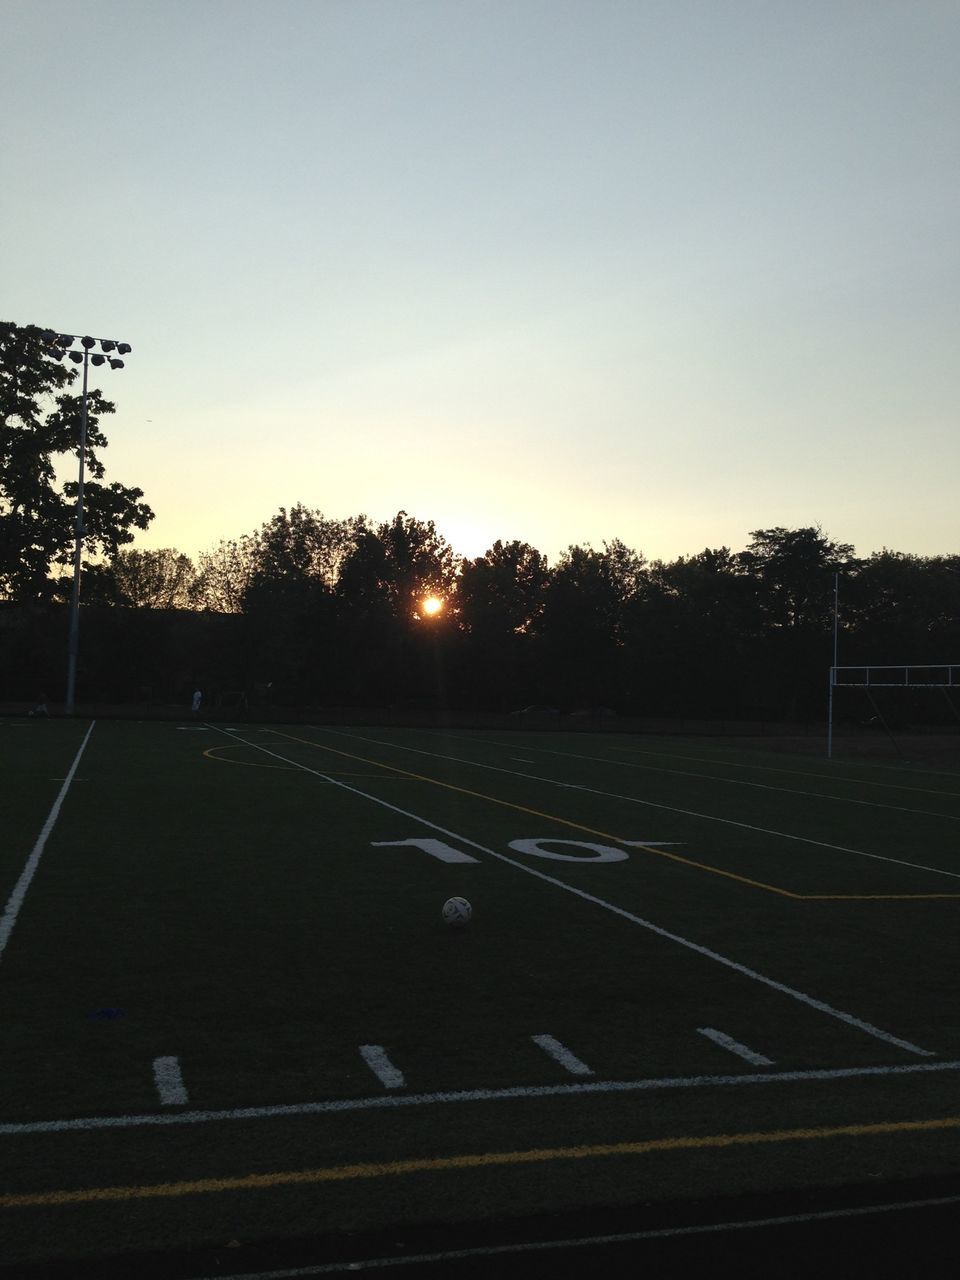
[827,664,960,758]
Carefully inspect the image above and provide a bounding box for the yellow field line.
[267,731,960,902]
[5,1115,959,1210]
[802,894,960,901]
[267,730,799,898]
[202,746,295,770]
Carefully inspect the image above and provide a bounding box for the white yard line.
[153,1056,189,1106]
[192,1193,960,1278]
[3,1059,959,1137]
[523,744,960,820]
[209,727,932,1057]
[0,721,96,966]
[416,727,960,800]
[317,727,960,884]
[531,1035,594,1076]
[359,1045,406,1090]
[698,1028,774,1067]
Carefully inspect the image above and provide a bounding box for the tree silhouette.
[457,540,548,708]
[537,541,646,708]
[0,321,153,601]
[107,548,197,609]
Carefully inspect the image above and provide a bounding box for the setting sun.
[421,595,444,617]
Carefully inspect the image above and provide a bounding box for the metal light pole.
[40,330,132,715]
[827,571,840,760]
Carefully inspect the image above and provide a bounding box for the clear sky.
[4,0,958,566]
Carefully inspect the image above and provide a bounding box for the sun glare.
[421,595,444,617]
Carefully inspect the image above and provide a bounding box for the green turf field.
[1,717,959,1274]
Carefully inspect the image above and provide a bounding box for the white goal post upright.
[827,664,960,758]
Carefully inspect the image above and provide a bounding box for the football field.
[2,717,960,1275]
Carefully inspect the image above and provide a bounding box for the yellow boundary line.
[266,731,960,902]
[202,746,295,770]
[4,1114,959,1209]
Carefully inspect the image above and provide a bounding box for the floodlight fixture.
[100,339,116,352]
[108,358,124,369]
[41,329,57,344]
[116,342,131,355]
[59,334,74,347]
[91,354,105,366]
[69,351,84,363]
[81,335,96,349]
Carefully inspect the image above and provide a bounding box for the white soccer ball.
[442,896,472,927]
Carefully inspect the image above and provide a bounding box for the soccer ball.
[442,896,472,927]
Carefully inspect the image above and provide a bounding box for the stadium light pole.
[40,330,132,716]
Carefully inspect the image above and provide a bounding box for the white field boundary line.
[0,721,96,965]
[315,727,960,885]
[412,726,960,800]
[3,1059,960,1137]
[484,739,960,821]
[211,727,931,1057]
[190,1193,960,1278]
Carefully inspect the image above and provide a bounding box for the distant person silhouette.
[191,689,202,715]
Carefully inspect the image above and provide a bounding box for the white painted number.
[370,838,480,864]
[370,836,636,865]
[507,839,629,863]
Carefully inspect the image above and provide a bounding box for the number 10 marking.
[370,837,646,864]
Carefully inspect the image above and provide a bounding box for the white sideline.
[209,727,933,1057]
[0,721,96,965]
[3,1059,960,1137]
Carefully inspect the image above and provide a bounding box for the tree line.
[3,321,958,718]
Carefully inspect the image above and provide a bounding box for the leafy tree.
[336,511,458,622]
[537,540,646,707]
[240,506,367,701]
[845,551,960,664]
[732,527,859,717]
[737,526,857,631]
[458,540,548,639]
[108,548,197,609]
[335,512,459,705]
[541,540,645,639]
[0,321,154,601]
[194,536,257,614]
[244,505,366,604]
[456,540,548,709]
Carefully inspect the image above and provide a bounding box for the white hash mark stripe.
[208,727,933,1058]
[153,1057,189,1106]
[3,1060,960,1136]
[360,1045,406,1089]
[531,1035,595,1076]
[0,721,96,966]
[698,1028,774,1067]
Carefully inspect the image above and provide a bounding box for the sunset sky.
[4,0,958,566]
